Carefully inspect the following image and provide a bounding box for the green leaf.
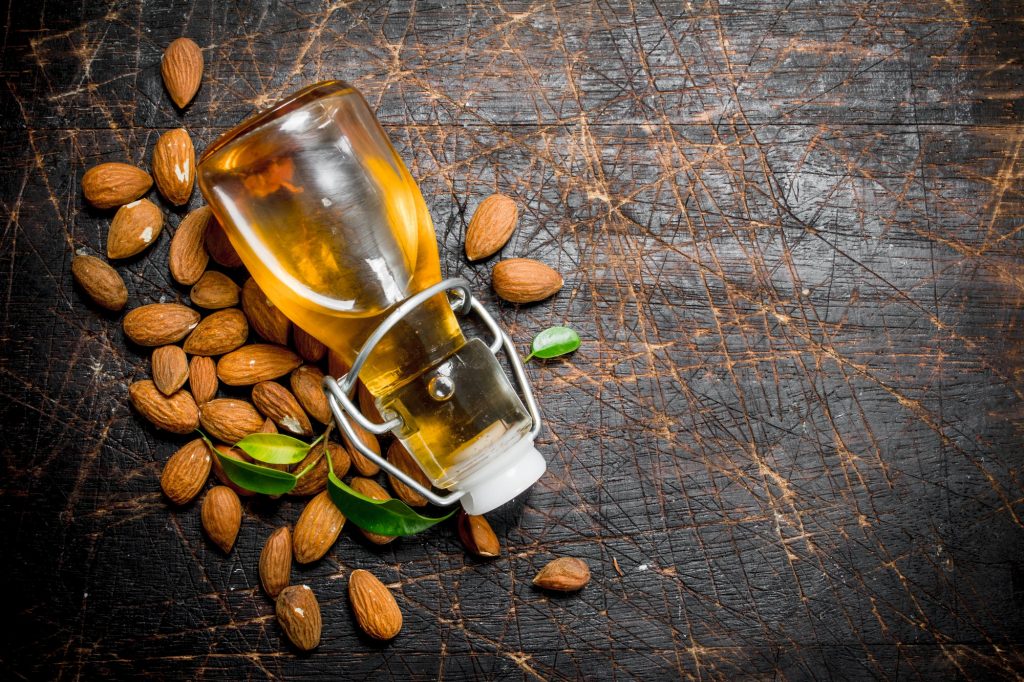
[327,472,455,536]
[234,433,313,465]
[526,326,580,361]
[215,450,298,495]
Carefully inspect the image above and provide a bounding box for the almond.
[292,490,346,564]
[161,37,203,109]
[128,380,199,433]
[293,325,326,363]
[348,477,395,545]
[152,128,195,206]
[289,441,350,497]
[189,355,218,404]
[348,569,402,640]
[259,526,292,598]
[242,278,290,345]
[168,205,211,284]
[457,511,500,558]
[201,485,241,553]
[183,308,248,356]
[342,419,382,476]
[82,163,153,209]
[492,258,563,303]
[290,365,332,425]
[123,303,199,346]
[251,381,312,437]
[465,193,518,261]
[358,381,384,426]
[189,270,239,309]
[71,255,128,311]
[151,345,189,395]
[327,350,349,379]
[276,585,321,651]
[205,218,244,268]
[260,417,278,433]
[532,557,590,592]
[386,441,430,507]
[217,344,301,385]
[160,438,212,505]
[200,398,265,444]
[107,199,163,259]
[211,444,256,497]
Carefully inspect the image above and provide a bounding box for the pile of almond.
[71,37,587,653]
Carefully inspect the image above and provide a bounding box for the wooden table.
[2,1,1023,679]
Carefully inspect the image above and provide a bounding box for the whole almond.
[289,441,350,497]
[348,569,402,640]
[189,355,218,404]
[276,585,321,651]
[71,255,128,311]
[183,308,249,356]
[492,258,563,303]
[348,477,395,545]
[151,345,189,396]
[201,485,242,553]
[457,511,500,558]
[293,326,326,363]
[260,418,278,433]
[190,270,239,309]
[242,278,290,345]
[168,205,211,284]
[108,199,163,259]
[161,37,203,109]
[205,218,244,268]
[81,163,153,209]
[465,193,518,261]
[342,419,381,476]
[160,438,212,505]
[386,441,430,507]
[260,526,292,598]
[292,490,346,564]
[327,350,349,379]
[532,557,590,592]
[200,398,265,444]
[152,128,195,206]
[217,344,302,385]
[212,444,256,497]
[123,303,199,346]
[358,381,384,426]
[128,380,199,433]
[252,381,312,436]
[290,365,332,424]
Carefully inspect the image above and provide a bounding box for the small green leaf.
[327,472,455,536]
[526,326,580,361]
[234,433,313,465]
[215,450,298,495]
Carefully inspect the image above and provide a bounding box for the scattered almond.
[71,255,128,311]
[183,308,248,356]
[358,381,384,426]
[293,325,326,363]
[290,365,332,424]
[327,350,349,379]
[259,526,292,598]
[190,270,239,309]
[348,569,402,640]
[107,199,163,259]
[276,585,321,651]
[386,441,430,507]
[492,258,563,303]
[217,344,301,385]
[465,193,518,260]
[188,355,218,404]
[160,438,212,505]
[128,380,199,433]
[151,345,189,396]
[200,398,265,444]
[211,444,256,497]
[152,128,195,206]
[342,419,381,476]
[260,417,278,433]
[168,205,211,285]
[292,490,346,564]
[532,557,590,592]
[242,277,290,345]
[123,303,199,346]
[201,485,242,553]
[251,381,313,436]
[204,218,244,268]
[348,477,395,545]
[161,37,203,109]
[81,162,153,209]
[289,440,350,496]
[457,511,500,558]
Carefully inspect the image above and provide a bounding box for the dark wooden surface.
[2,1,1023,679]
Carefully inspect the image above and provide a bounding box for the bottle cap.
[458,436,546,515]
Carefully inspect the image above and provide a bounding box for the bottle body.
[198,81,539,497]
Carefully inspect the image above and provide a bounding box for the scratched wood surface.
[2,1,1023,679]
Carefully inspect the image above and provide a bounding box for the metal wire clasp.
[322,277,542,507]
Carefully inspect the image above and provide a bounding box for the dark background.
[2,1,1023,679]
